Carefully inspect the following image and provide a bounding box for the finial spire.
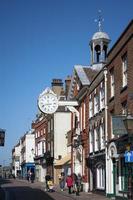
[95,10,104,32]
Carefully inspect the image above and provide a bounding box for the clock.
[38,88,59,114]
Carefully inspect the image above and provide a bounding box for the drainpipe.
[104,67,108,195]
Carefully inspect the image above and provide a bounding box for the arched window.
[94,45,101,63]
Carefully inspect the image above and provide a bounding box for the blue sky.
[0,0,133,165]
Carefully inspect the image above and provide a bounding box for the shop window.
[96,164,105,189]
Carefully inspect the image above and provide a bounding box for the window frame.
[89,96,93,118]
[100,82,105,110]
[100,124,105,150]
[94,127,100,152]
[89,129,94,153]
[110,69,115,98]
[96,164,105,189]
[94,93,99,115]
[122,53,128,88]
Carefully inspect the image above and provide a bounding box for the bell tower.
[90,11,110,70]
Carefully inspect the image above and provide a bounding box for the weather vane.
[94,10,104,32]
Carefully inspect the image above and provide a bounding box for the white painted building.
[12,142,21,177]
[53,111,71,184]
[20,129,35,178]
[32,114,47,183]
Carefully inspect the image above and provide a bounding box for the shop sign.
[124,151,133,163]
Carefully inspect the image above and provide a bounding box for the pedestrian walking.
[47,178,55,192]
[72,173,77,193]
[59,172,65,191]
[75,173,82,196]
[27,170,31,182]
[45,173,51,191]
[66,174,73,194]
[30,172,35,183]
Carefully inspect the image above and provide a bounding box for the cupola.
[90,11,111,69]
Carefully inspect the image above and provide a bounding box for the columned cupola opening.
[90,11,110,69]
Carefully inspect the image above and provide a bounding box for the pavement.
[18,178,110,200]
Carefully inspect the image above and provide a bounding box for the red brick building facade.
[106,20,133,199]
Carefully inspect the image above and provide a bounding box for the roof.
[54,153,71,166]
[92,31,110,40]
[67,65,98,100]
[74,65,98,86]
[108,19,133,56]
[83,67,97,82]
[74,65,98,85]
[74,65,90,85]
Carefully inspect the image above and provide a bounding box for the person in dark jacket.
[45,174,51,191]
[72,173,77,193]
[59,172,65,191]
[75,173,82,196]
[30,172,35,183]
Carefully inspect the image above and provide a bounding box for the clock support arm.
[58,100,79,120]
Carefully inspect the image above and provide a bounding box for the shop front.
[54,153,71,184]
[106,115,133,199]
[21,162,35,179]
[88,153,106,194]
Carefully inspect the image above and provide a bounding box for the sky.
[0,0,133,165]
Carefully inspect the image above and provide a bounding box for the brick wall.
[107,20,133,140]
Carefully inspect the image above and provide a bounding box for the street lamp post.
[0,129,5,146]
[123,114,133,200]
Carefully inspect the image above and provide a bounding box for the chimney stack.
[65,75,72,98]
[51,79,64,97]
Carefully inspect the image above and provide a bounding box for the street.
[0,178,109,200]
[0,179,54,200]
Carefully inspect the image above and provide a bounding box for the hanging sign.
[112,115,127,135]
[124,151,133,163]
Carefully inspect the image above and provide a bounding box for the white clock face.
[38,92,58,114]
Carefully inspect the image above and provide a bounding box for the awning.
[54,153,71,166]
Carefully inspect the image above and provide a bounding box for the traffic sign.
[124,151,133,163]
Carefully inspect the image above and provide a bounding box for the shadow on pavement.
[0,178,12,185]
[0,179,12,200]
[1,185,55,200]
[0,187,5,200]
